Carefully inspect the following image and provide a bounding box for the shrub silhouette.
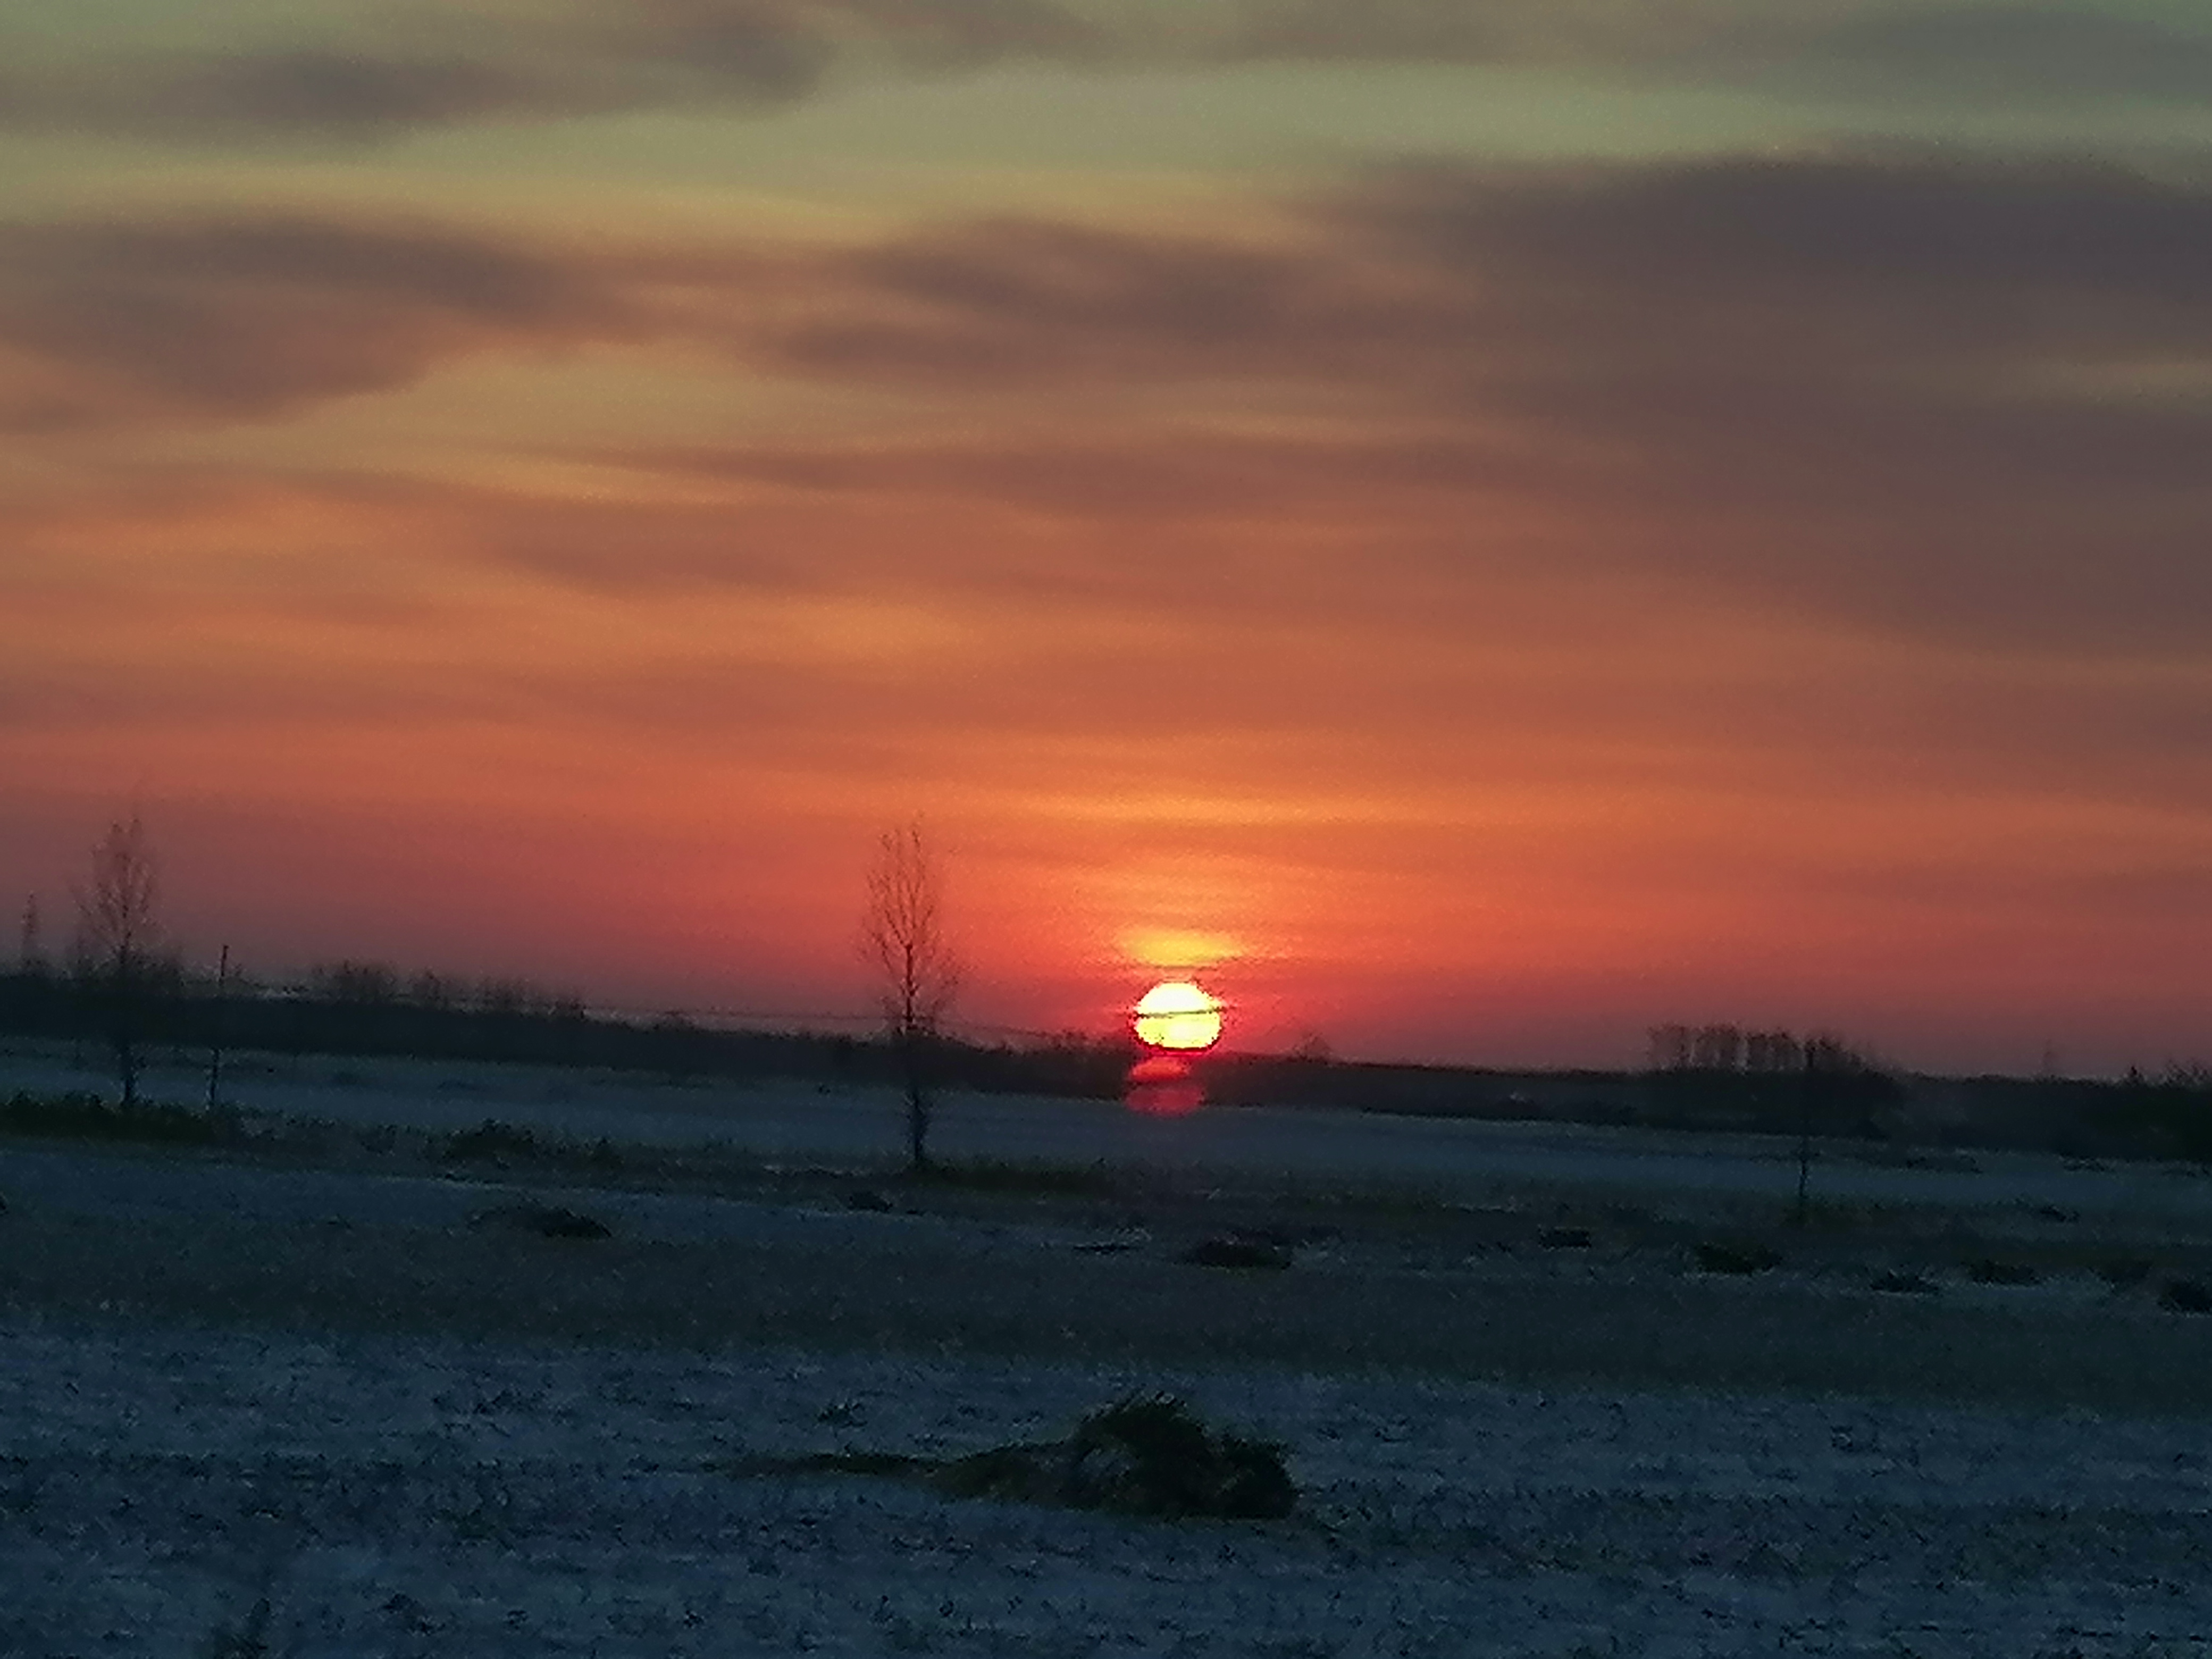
[915,1158,1120,1197]
[1180,1236,1292,1271]
[1694,1242,1781,1275]
[468,1202,611,1240]
[1965,1258,2040,1286]
[2158,1278,2211,1314]
[3,1090,236,1148]
[194,1596,271,1659]
[1870,1269,1936,1295]
[940,1395,1295,1520]
[442,1119,541,1162]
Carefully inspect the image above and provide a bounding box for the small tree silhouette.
[859,819,960,1172]
[73,813,162,1109]
[19,893,46,976]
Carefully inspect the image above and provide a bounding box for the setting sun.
[1132,981,1225,1052]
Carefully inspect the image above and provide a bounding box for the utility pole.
[1794,1044,1819,1228]
[206,944,230,1112]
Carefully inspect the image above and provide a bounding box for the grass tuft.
[442,1118,541,1162]
[1693,1241,1781,1275]
[2,1090,240,1149]
[911,1158,1121,1198]
[467,1202,613,1241]
[1180,1236,1294,1270]
[1870,1269,1937,1295]
[194,1596,271,1659]
[731,1395,1296,1521]
[941,1394,1296,1520]
[2157,1278,2211,1315]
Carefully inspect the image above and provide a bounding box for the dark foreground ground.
[3,1132,2210,1418]
[7,1131,2212,1656]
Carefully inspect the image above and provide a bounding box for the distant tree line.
[0,939,1154,1101]
[11,818,2207,1166]
[1643,1021,1907,1139]
[1646,1023,1886,1076]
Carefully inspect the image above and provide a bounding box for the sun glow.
[1121,926,1243,972]
[1132,980,1225,1052]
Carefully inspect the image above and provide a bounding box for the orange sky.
[3,2,2209,1072]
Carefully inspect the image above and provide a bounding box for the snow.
[10,1040,2212,1225]
[4,1316,2210,1657]
[6,1041,2212,1655]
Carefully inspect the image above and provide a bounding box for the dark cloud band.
[2,150,2205,650]
[2,1,2205,144]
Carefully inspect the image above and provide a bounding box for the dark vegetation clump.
[2157,1278,2212,1315]
[2097,1258,2152,1289]
[1870,1268,1936,1295]
[433,1119,634,1175]
[1965,1258,2041,1286]
[1538,1226,1592,1250]
[940,1395,1295,1520]
[194,1596,272,1659]
[735,1396,1296,1521]
[2,1089,238,1149]
[1180,1236,1294,1271]
[845,1187,896,1213]
[442,1118,541,1163]
[468,1201,612,1241]
[785,1449,927,1479]
[913,1158,1121,1199]
[1693,1241,1781,1275]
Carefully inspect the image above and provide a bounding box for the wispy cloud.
[745,154,2212,618]
[0,0,1118,143]
[1798,5,2212,106]
[4,141,2194,668]
[4,1,2203,145]
[0,50,591,142]
[0,214,640,428]
[4,149,2206,652]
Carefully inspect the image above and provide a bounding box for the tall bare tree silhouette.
[860,819,960,1171]
[74,814,161,1108]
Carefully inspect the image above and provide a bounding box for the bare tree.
[73,814,161,1108]
[18,893,45,976]
[859,818,960,1171]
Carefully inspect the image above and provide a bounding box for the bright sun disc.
[1133,981,1225,1052]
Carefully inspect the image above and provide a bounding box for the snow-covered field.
[10,1040,2212,1224]
[5,1044,2212,1656]
[8,1317,2211,1657]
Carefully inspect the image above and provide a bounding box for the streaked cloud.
[4,1,2204,147]
[1800,5,2212,106]
[7,148,2203,656]
[0,51,589,143]
[4,10,2207,1070]
[0,214,639,428]
[0,0,1117,143]
[739,152,2212,647]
